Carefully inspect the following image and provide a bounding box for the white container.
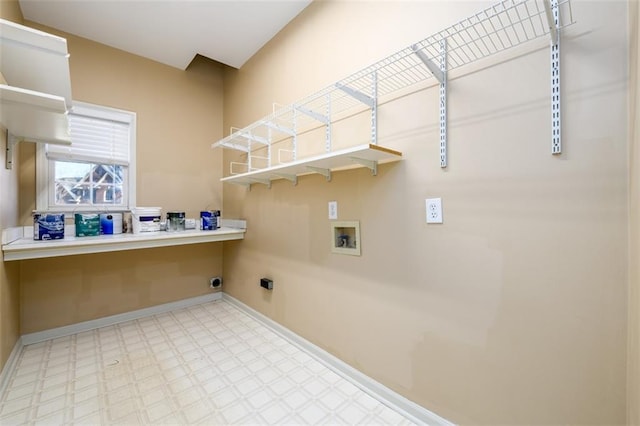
[131,207,161,234]
[100,213,123,235]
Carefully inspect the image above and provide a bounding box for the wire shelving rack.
[212,0,574,187]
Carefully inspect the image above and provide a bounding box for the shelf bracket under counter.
[1,219,247,261]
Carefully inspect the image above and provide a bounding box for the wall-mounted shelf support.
[544,0,560,44]
[350,157,378,176]
[412,39,448,167]
[336,71,379,146]
[371,71,378,146]
[5,132,18,169]
[262,120,296,137]
[545,0,562,154]
[411,44,444,84]
[5,131,74,170]
[266,127,273,167]
[438,40,448,168]
[324,94,332,153]
[275,173,298,185]
[334,83,375,108]
[239,130,269,145]
[218,141,250,152]
[294,105,329,124]
[232,181,251,189]
[294,104,332,158]
[248,177,271,188]
[306,166,332,182]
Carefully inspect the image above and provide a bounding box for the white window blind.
[46,104,133,166]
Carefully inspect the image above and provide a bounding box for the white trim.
[1,226,24,244]
[221,293,454,426]
[220,218,247,229]
[22,292,222,345]
[0,336,24,397]
[35,101,137,211]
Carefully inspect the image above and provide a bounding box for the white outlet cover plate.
[426,198,443,224]
[328,201,338,220]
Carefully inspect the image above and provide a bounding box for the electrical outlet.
[426,198,443,224]
[328,201,338,220]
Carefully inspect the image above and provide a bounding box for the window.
[37,102,136,212]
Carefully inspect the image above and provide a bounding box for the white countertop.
[2,225,246,261]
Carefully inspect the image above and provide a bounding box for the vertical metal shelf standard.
[212,0,574,187]
[545,0,562,154]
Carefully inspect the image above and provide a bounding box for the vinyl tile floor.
[0,299,416,425]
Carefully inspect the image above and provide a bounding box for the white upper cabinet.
[0,18,72,146]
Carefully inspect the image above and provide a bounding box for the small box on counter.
[75,213,101,237]
[200,210,220,230]
[33,212,65,240]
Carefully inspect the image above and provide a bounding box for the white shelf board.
[0,85,71,144]
[221,144,402,187]
[2,227,245,261]
[0,18,72,106]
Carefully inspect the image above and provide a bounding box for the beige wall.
[222,1,629,424]
[0,0,23,374]
[17,24,226,333]
[1,0,636,423]
[0,0,22,23]
[629,1,640,424]
[0,134,21,370]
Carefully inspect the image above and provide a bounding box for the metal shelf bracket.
[411,44,445,84]
[294,105,329,124]
[239,131,269,145]
[275,173,298,186]
[350,156,378,176]
[229,180,251,189]
[335,83,375,108]
[306,166,332,182]
[5,132,19,170]
[336,72,378,145]
[262,120,296,137]
[248,177,271,189]
[218,141,250,153]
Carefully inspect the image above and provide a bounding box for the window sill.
[2,221,246,261]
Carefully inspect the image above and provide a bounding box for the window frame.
[36,101,136,213]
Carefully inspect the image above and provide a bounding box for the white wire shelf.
[212,0,574,184]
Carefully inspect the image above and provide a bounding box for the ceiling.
[18,0,312,70]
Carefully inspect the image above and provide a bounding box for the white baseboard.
[0,336,23,397]
[22,292,222,345]
[221,293,453,426]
